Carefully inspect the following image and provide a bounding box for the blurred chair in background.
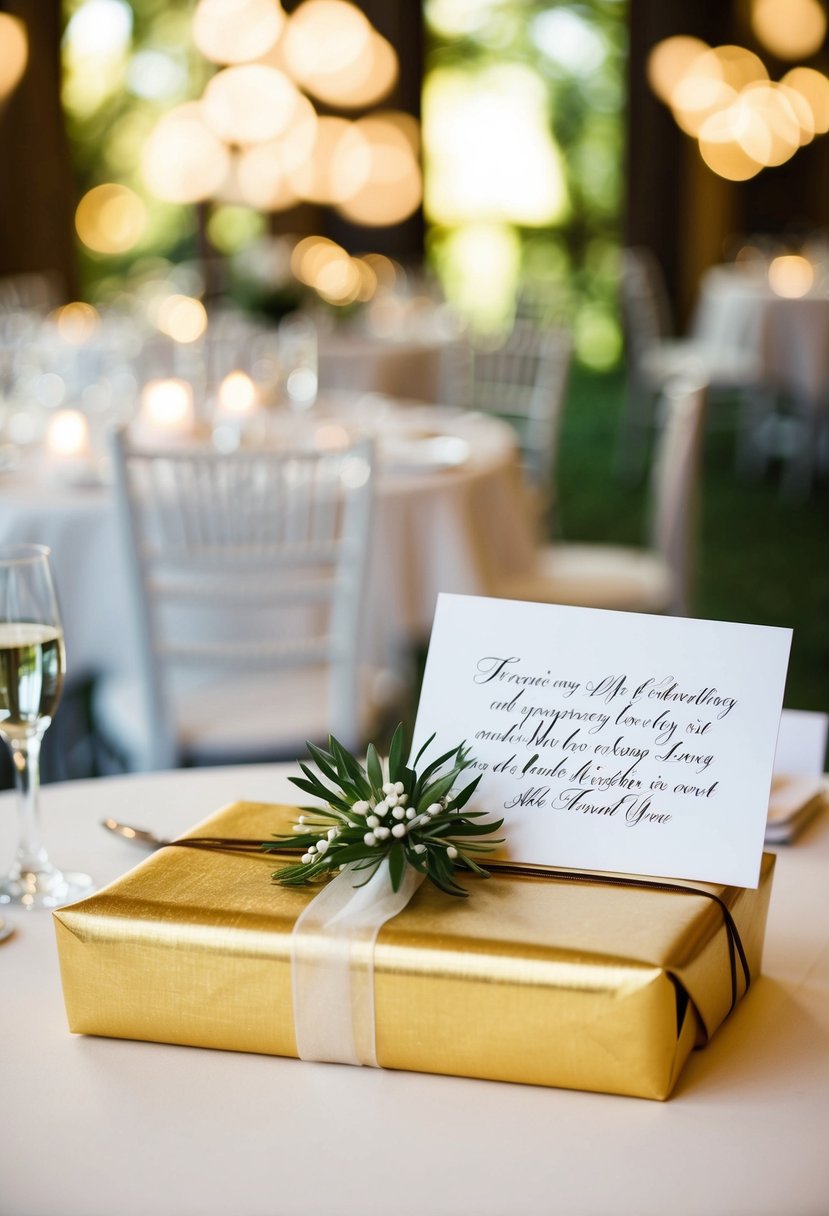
[618,247,765,482]
[496,377,708,617]
[443,320,572,531]
[0,271,63,314]
[98,434,389,771]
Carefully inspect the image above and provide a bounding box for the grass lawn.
[558,366,829,714]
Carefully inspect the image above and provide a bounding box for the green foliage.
[424,1,626,363]
[264,725,503,898]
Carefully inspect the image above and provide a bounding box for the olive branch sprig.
[264,724,503,897]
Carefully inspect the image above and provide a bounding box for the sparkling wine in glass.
[0,544,93,909]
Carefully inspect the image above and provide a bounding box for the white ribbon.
[290,859,424,1067]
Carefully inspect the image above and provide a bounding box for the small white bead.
[316,839,329,854]
[292,824,305,833]
[374,825,390,840]
[446,845,458,860]
[298,815,306,825]
[366,815,379,828]
[301,853,312,864]
[394,781,405,795]
[307,843,317,854]
[338,864,346,871]
[413,843,427,855]
[391,823,407,838]
[382,782,396,796]
[363,832,377,846]
[327,828,338,840]
[386,793,399,808]
[426,803,441,817]
[392,806,405,820]
[397,793,408,805]
[352,800,370,814]
[374,800,389,817]
[405,808,416,820]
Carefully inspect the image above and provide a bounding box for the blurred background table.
[693,264,829,404]
[0,395,535,770]
[693,264,829,489]
[0,763,827,1216]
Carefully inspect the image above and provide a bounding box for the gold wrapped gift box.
[54,801,774,1101]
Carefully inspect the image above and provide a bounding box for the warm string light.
[141,0,419,231]
[46,409,91,458]
[137,378,196,442]
[767,254,815,297]
[0,13,28,101]
[647,23,829,181]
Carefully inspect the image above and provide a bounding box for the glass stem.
[11,732,49,872]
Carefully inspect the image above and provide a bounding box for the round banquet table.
[692,264,829,405]
[0,399,535,718]
[0,763,828,1216]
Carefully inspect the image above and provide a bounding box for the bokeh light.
[335,113,422,226]
[155,294,208,342]
[782,66,829,134]
[192,0,285,65]
[698,108,764,181]
[646,36,710,106]
[670,46,767,138]
[202,65,301,146]
[52,302,101,343]
[288,115,371,205]
[140,378,195,431]
[649,33,829,180]
[233,144,297,210]
[768,254,815,297]
[0,13,29,101]
[142,102,230,203]
[300,29,398,110]
[218,370,258,413]
[751,0,827,61]
[281,0,372,87]
[46,410,90,457]
[75,183,147,254]
[63,0,132,58]
[291,235,347,286]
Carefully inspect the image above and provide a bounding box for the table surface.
[1,764,828,1216]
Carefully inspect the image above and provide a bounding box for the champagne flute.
[0,544,93,909]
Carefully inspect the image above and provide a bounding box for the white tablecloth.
[0,403,535,697]
[693,265,829,403]
[318,330,454,403]
[0,764,828,1216]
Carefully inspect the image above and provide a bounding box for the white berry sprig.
[265,724,503,897]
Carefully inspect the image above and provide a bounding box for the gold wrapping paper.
[54,801,775,1101]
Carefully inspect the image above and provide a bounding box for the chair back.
[620,247,674,362]
[110,431,374,769]
[445,321,572,506]
[648,378,708,616]
[0,271,63,314]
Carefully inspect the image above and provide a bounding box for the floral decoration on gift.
[264,725,503,897]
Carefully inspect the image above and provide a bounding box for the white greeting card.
[412,595,792,887]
